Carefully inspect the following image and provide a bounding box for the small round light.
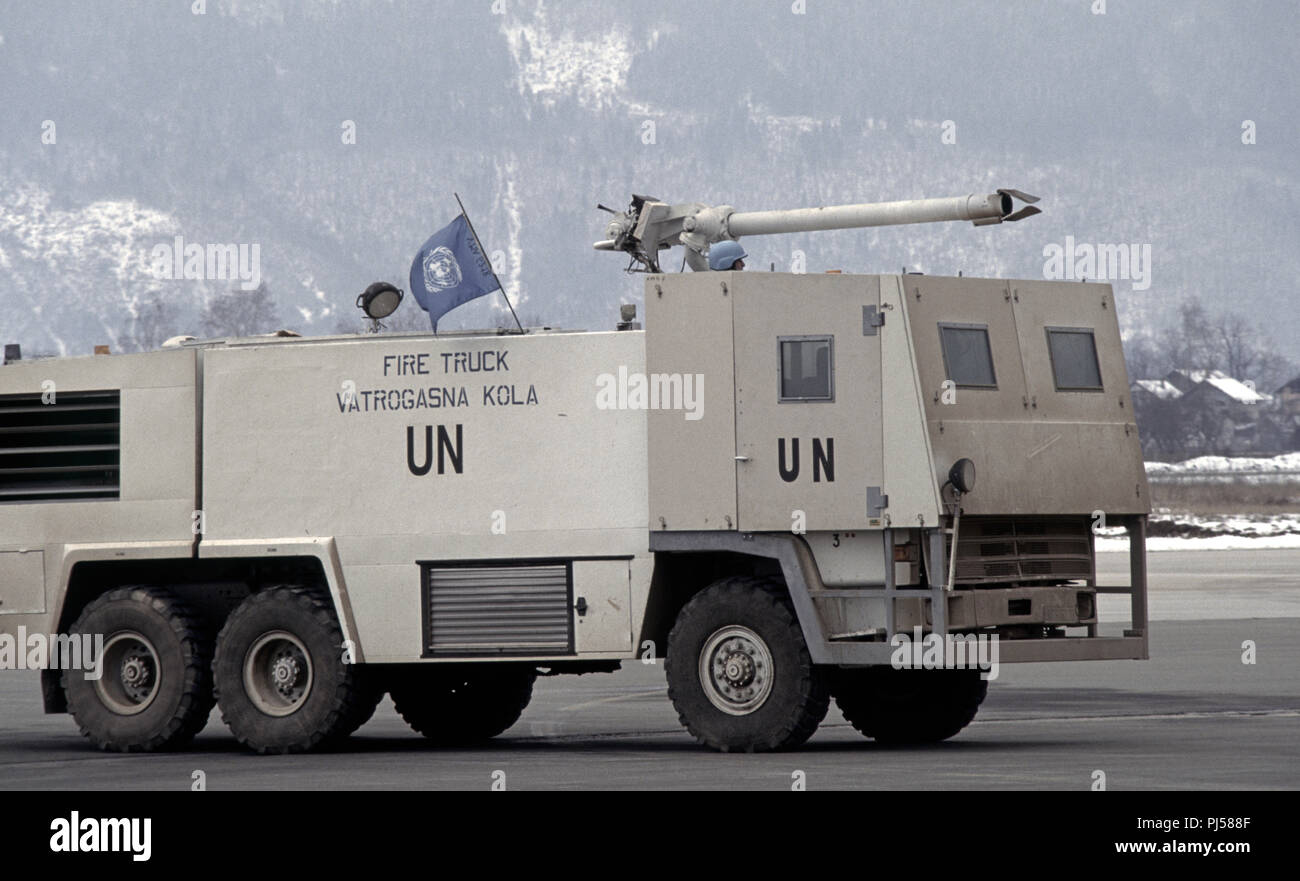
[356,282,403,320]
[948,458,976,494]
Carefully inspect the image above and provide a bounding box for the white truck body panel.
[199,330,648,662]
[0,272,1148,672]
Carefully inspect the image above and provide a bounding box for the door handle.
[734,456,751,462]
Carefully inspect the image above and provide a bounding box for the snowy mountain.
[1,0,1296,359]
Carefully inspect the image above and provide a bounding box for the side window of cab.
[938,323,997,388]
[1045,327,1103,391]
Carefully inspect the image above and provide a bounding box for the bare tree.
[1254,350,1298,396]
[200,283,281,338]
[1216,312,1260,381]
[1143,297,1295,389]
[1127,299,1300,456]
[1159,298,1219,371]
[1123,333,1162,380]
[132,293,180,352]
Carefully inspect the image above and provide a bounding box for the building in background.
[1131,369,1290,458]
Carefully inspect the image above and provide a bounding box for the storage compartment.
[0,550,45,615]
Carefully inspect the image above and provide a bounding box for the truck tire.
[338,669,384,736]
[831,667,987,744]
[213,585,378,754]
[665,576,829,752]
[63,586,215,752]
[389,665,535,744]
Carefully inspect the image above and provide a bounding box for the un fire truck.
[0,188,1149,753]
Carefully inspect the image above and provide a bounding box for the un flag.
[408,215,499,331]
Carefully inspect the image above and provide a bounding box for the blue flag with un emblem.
[408,215,500,331]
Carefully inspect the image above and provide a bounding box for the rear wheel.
[832,667,988,744]
[213,585,379,754]
[63,586,214,752]
[389,665,535,744]
[665,576,829,752]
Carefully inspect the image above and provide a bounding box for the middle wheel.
[665,576,829,752]
[213,585,380,754]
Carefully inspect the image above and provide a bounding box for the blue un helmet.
[707,240,748,271]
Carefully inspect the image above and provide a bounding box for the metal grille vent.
[424,562,573,655]
[0,390,121,503]
[951,517,1091,585]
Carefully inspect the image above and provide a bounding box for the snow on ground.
[1096,513,1300,552]
[1124,452,1300,549]
[1096,532,1300,552]
[1157,513,1300,535]
[1146,451,1300,475]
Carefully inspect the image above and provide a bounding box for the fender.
[649,530,833,664]
[196,536,364,663]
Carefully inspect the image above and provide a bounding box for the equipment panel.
[644,273,738,530]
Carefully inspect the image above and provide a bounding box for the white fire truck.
[0,189,1148,753]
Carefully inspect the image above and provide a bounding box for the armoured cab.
[644,269,1149,665]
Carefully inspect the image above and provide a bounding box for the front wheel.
[665,577,829,752]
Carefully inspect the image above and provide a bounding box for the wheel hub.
[699,626,775,716]
[119,653,154,699]
[270,652,302,694]
[244,631,314,717]
[94,632,162,716]
[721,651,755,688]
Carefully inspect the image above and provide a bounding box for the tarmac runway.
[1,549,1296,790]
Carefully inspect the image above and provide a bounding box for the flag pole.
[455,192,524,334]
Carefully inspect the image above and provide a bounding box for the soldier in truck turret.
[707,240,747,271]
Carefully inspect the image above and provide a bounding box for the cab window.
[779,336,834,402]
[1046,327,1103,391]
[938,323,997,388]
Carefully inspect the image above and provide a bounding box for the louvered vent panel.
[425,563,572,654]
[0,391,121,502]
